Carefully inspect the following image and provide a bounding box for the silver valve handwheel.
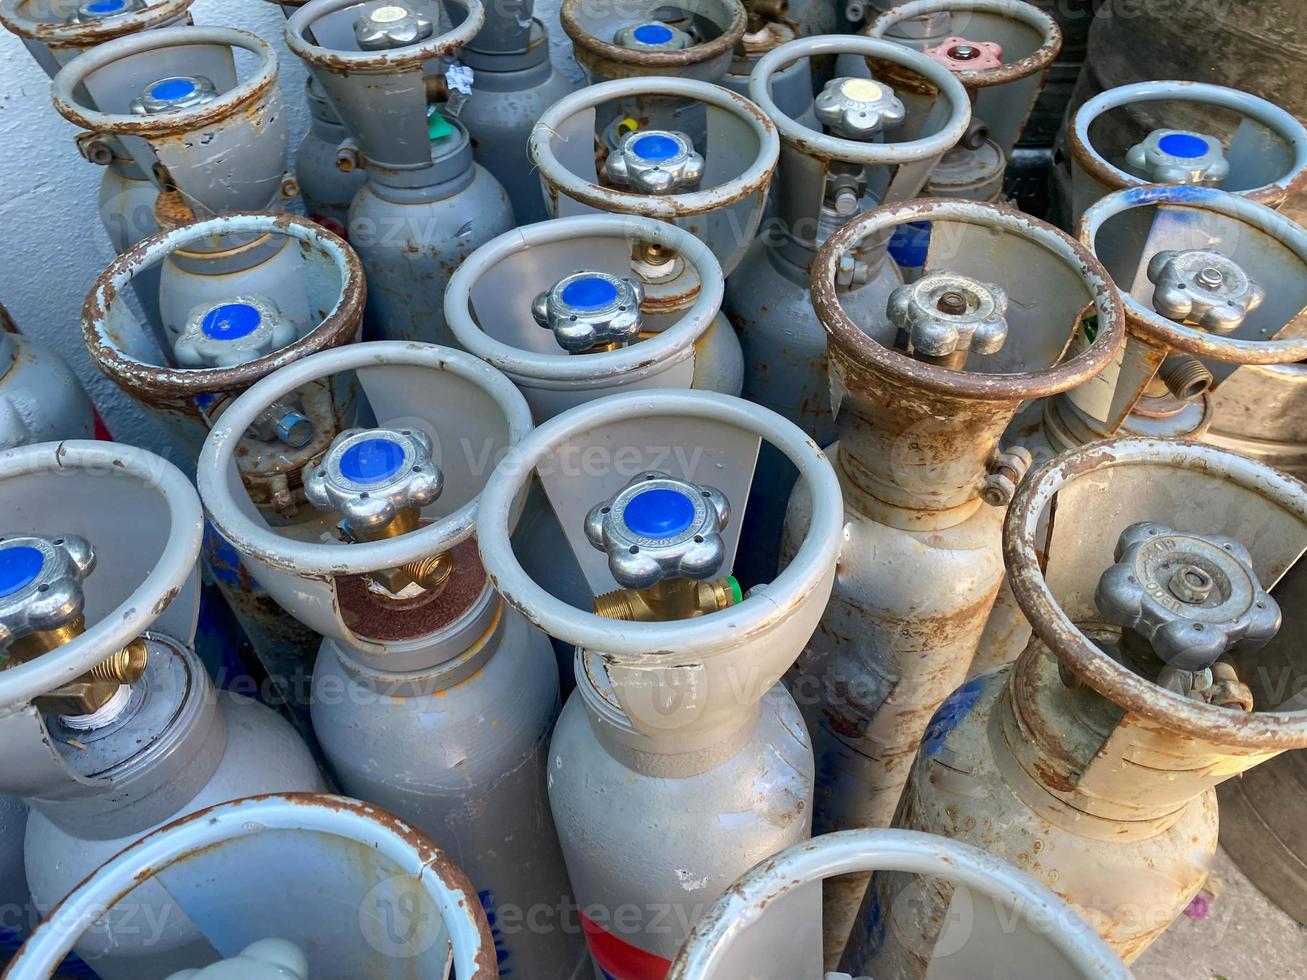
[0,535,95,650]
[1146,249,1266,334]
[584,471,730,590]
[612,21,694,51]
[173,296,298,369]
[887,271,1010,361]
[1125,129,1230,185]
[353,3,435,50]
[531,272,645,352]
[604,130,706,195]
[130,75,218,115]
[303,427,443,537]
[813,77,906,141]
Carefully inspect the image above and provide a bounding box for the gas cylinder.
[263,1,367,235]
[728,35,969,583]
[7,794,495,979]
[83,211,364,733]
[196,341,587,978]
[783,198,1124,966]
[475,388,843,978]
[1060,80,1307,228]
[1,0,194,331]
[718,1,827,119]
[446,213,743,420]
[559,0,746,140]
[52,25,300,343]
[457,0,578,225]
[0,441,325,980]
[668,829,1129,979]
[0,306,95,451]
[845,436,1307,969]
[285,0,515,346]
[976,184,1307,676]
[865,0,1061,202]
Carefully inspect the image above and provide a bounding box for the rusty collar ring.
[285,0,485,72]
[1071,80,1307,207]
[197,341,534,578]
[1080,184,1307,365]
[51,25,276,135]
[0,0,191,45]
[560,0,747,72]
[751,35,971,163]
[865,0,1062,89]
[1006,436,1307,750]
[83,212,364,402]
[0,441,202,707]
[10,794,496,979]
[813,197,1127,401]
[475,389,843,663]
[529,77,779,221]
[445,214,722,383]
[668,828,1129,980]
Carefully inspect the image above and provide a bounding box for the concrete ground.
[1133,848,1307,980]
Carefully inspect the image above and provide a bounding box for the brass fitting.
[593,577,741,622]
[5,618,149,716]
[348,508,455,596]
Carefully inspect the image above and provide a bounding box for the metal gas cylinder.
[285,0,514,346]
[197,341,586,978]
[263,2,366,236]
[531,76,778,280]
[1,0,195,331]
[1060,80,1307,228]
[783,198,1124,966]
[455,0,577,225]
[7,794,495,978]
[52,25,299,343]
[0,306,95,451]
[476,389,843,978]
[83,212,364,733]
[719,0,832,119]
[976,185,1307,677]
[447,214,742,420]
[560,0,746,140]
[0,441,325,980]
[668,828,1129,979]
[865,0,1061,202]
[848,436,1307,969]
[728,36,969,583]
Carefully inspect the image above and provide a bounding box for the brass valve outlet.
[0,536,149,717]
[593,576,741,622]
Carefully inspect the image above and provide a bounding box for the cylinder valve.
[353,3,435,50]
[1125,130,1230,186]
[71,0,146,22]
[1146,249,1266,334]
[603,130,706,195]
[173,297,298,369]
[531,272,645,353]
[923,36,1005,71]
[1095,522,1281,680]
[612,21,693,51]
[584,471,738,620]
[887,271,1009,370]
[0,535,148,717]
[130,75,219,115]
[304,427,449,593]
[813,77,906,141]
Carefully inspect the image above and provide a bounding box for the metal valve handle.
[73,0,146,22]
[1094,521,1281,672]
[612,21,693,50]
[604,130,706,195]
[0,535,95,650]
[130,74,218,115]
[303,427,443,537]
[1146,249,1266,334]
[584,471,730,589]
[531,272,645,352]
[353,2,435,50]
[173,296,299,368]
[1125,129,1230,186]
[813,77,906,141]
[924,36,1005,72]
[887,271,1010,359]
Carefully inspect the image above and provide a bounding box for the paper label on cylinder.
[580,911,672,980]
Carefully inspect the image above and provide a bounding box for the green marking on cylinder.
[427,109,454,141]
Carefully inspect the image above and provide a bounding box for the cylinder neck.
[996,635,1277,835]
[828,339,1021,516]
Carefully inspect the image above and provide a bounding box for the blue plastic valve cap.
[150,77,198,102]
[560,276,620,309]
[623,487,696,538]
[339,438,407,484]
[201,303,262,341]
[632,23,674,45]
[630,134,681,162]
[0,546,44,599]
[1157,133,1211,159]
